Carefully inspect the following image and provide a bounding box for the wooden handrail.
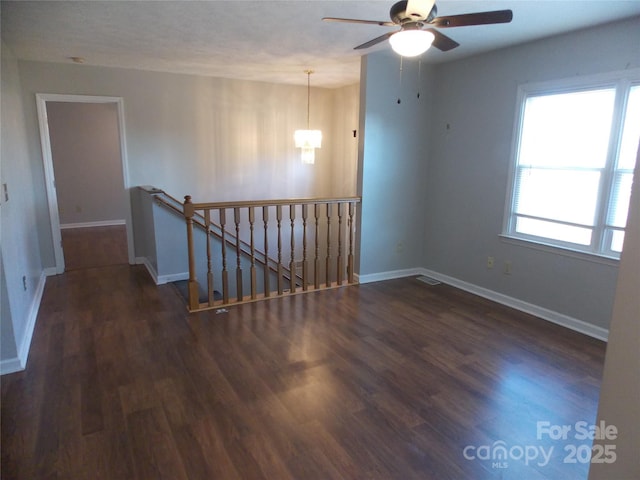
[183,194,361,312]
[187,196,361,210]
[153,190,291,278]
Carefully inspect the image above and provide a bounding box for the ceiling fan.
[323,0,513,57]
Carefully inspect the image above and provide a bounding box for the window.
[504,73,640,258]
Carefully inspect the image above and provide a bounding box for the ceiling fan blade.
[354,32,395,50]
[322,17,395,27]
[431,9,513,28]
[406,0,436,21]
[425,29,459,52]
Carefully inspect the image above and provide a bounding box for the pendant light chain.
[397,57,403,104]
[305,69,313,129]
[417,58,422,99]
[307,71,311,129]
[294,69,321,164]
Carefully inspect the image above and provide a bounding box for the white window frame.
[503,69,640,260]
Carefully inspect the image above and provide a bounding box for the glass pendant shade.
[299,146,316,164]
[294,129,322,149]
[389,29,435,57]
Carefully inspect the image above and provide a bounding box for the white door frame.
[36,93,134,273]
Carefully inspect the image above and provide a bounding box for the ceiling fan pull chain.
[417,58,422,100]
[397,56,403,104]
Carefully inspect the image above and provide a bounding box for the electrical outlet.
[487,256,495,269]
[504,261,512,275]
[395,242,404,254]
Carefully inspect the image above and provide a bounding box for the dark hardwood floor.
[61,225,128,271]
[1,256,606,479]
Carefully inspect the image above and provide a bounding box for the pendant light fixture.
[294,70,322,164]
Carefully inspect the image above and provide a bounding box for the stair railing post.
[183,195,200,311]
[325,203,332,287]
[263,206,270,297]
[249,207,257,300]
[348,201,355,284]
[276,205,284,295]
[234,207,243,302]
[289,204,296,293]
[302,204,309,291]
[337,202,344,286]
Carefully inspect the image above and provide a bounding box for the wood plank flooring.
[61,225,128,271]
[1,263,606,479]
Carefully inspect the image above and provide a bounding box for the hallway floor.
[61,224,128,271]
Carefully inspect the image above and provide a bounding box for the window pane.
[618,85,640,170]
[516,217,592,245]
[611,230,625,253]
[514,168,600,225]
[607,172,634,228]
[519,89,616,169]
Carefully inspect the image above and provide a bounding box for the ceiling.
[3,1,640,88]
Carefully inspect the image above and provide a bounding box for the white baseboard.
[356,267,609,342]
[1,270,47,375]
[157,272,189,284]
[0,357,23,376]
[420,268,608,341]
[60,219,125,229]
[136,256,188,285]
[43,266,58,276]
[356,268,426,284]
[137,256,159,284]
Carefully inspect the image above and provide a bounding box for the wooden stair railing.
[152,190,299,283]
[183,195,361,312]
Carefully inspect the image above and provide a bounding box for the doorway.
[36,94,134,273]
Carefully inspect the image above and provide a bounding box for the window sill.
[499,234,620,267]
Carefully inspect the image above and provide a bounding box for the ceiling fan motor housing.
[390,0,437,24]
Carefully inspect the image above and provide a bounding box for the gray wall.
[16,61,359,268]
[47,101,126,225]
[1,253,17,359]
[422,16,640,329]
[589,143,640,479]
[0,43,44,365]
[357,52,434,276]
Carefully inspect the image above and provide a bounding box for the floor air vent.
[416,275,441,286]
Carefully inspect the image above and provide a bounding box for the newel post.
[184,195,200,311]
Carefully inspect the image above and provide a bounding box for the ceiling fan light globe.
[389,29,434,57]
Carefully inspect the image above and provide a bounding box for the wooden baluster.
[302,204,308,291]
[183,196,200,311]
[289,204,296,293]
[234,207,243,302]
[220,208,229,304]
[276,205,283,295]
[249,207,257,300]
[348,201,355,284]
[337,203,344,286]
[204,209,215,306]
[263,206,270,298]
[326,203,332,287]
[314,203,321,289]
